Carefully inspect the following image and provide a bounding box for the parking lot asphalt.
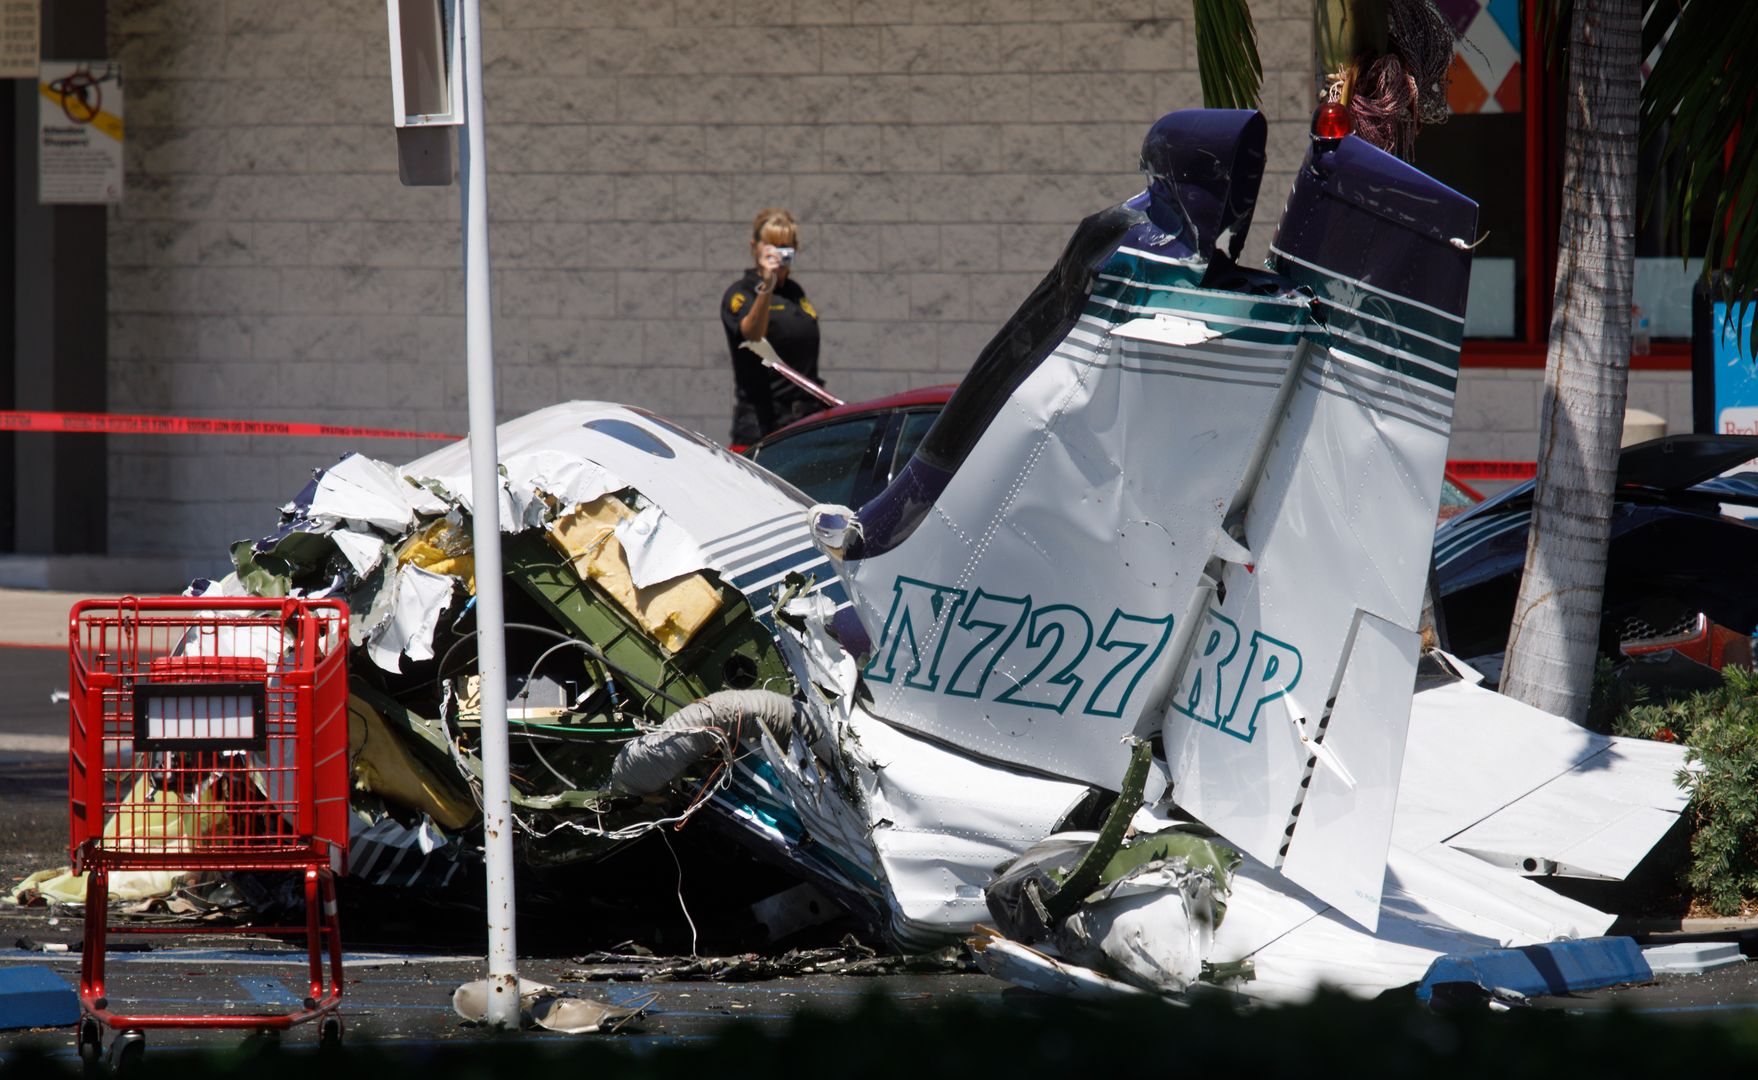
[4,590,1758,1062]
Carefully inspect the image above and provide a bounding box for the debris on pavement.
[565,938,967,983]
[452,977,650,1034]
[1643,941,1746,975]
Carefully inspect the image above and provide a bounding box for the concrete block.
[941,124,1002,173]
[1063,121,1133,173]
[1257,15,1314,72]
[965,74,1036,123]
[938,321,1000,373]
[848,75,913,123]
[1064,19,1182,72]
[1092,0,1158,18]
[674,0,769,26]
[998,24,1063,72]
[845,273,912,321]
[940,225,999,272]
[819,26,879,73]
[1000,123,1065,173]
[617,271,680,320]
[881,25,948,74]
[120,0,225,36]
[1417,937,1652,1003]
[912,0,977,25]
[969,272,1038,321]
[999,223,1072,271]
[880,124,942,173]
[606,174,676,224]
[185,267,277,316]
[227,0,321,35]
[1152,70,1205,114]
[909,273,970,321]
[1032,72,1156,123]
[878,224,941,274]
[878,321,942,371]
[763,127,824,172]
[498,365,562,415]
[840,174,913,224]
[616,76,681,125]
[1454,370,1540,434]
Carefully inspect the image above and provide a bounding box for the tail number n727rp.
[862,577,1174,719]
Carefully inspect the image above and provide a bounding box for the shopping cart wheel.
[319,1015,344,1050]
[76,1017,102,1065]
[107,1030,144,1074]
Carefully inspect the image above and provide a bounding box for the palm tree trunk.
[1499,0,1640,723]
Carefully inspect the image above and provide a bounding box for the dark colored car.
[1432,434,1758,682]
[751,383,1486,517]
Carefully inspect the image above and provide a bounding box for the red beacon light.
[1312,102,1354,141]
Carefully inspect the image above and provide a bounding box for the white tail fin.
[813,115,1476,925]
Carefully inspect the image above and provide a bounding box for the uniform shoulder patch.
[799,298,818,319]
[729,292,747,314]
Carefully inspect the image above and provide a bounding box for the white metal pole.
[457,0,519,1030]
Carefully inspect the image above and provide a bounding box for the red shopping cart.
[68,597,351,1064]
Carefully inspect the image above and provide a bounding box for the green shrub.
[1586,655,1647,733]
[1616,666,1758,914]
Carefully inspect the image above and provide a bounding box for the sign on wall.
[0,0,38,78]
[39,60,124,204]
[1708,303,1758,435]
[1693,275,1758,436]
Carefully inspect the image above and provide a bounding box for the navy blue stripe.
[730,549,830,589]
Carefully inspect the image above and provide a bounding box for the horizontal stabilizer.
[1396,679,1689,881]
[1444,734,1689,879]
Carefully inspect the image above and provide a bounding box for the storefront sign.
[0,0,38,78]
[38,59,124,204]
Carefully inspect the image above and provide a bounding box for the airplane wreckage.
[77,110,1695,1002]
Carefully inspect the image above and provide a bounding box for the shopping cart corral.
[68,597,351,1065]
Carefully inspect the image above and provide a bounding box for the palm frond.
[1315,0,1351,88]
[1192,0,1262,110]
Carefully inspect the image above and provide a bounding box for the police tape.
[1449,460,1538,481]
[0,410,456,441]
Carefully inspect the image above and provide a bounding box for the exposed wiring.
[436,674,738,845]
[435,621,690,712]
[427,616,748,845]
[511,638,594,791]
[659,829,699,958]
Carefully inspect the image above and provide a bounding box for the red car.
[745,385,957,508]
[750,384,1485,516]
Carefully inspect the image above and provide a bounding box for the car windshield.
[1439,478,1476,509]
[750,416,883,505]
[891,410,939,479]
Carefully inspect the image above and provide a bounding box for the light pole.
[456,0,519,1031]
[385,0,518,1030]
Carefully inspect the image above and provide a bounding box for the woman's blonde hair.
[752,207,798,247]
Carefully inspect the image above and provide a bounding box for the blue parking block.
[0,966,79,1029]
[1417,937,1653,1004]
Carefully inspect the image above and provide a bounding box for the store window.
[1314,0,1711,369]
[1417,0,1524,339]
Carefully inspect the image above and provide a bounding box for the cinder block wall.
[1449,368,1692,461]
[107,0,1317,561]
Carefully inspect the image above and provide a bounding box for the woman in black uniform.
[721,208,826,445]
